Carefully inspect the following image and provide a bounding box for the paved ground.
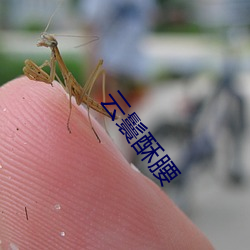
[193,176,250,250]
[190,109,250,249]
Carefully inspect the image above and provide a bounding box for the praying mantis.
[23,30,118,142]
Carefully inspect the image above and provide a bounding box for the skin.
[0,77,214,250]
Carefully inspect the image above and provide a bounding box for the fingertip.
[0,77,213,249]
[0,76,117,248]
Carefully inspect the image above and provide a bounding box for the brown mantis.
[23,31,118,142]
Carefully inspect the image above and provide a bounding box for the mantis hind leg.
[65,72,101,142]
[101,70,111,137]
[87,105,101,142]
[65,73,74,134]
[81,60,106,142]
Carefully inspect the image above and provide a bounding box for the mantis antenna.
[44,0,63,33]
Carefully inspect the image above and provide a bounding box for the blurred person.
[77,0,157,107]
[176,58,245,189]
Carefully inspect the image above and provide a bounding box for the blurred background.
[1,0,250,248]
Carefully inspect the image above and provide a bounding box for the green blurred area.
[0,53,24,86]
[0,53,85,87]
